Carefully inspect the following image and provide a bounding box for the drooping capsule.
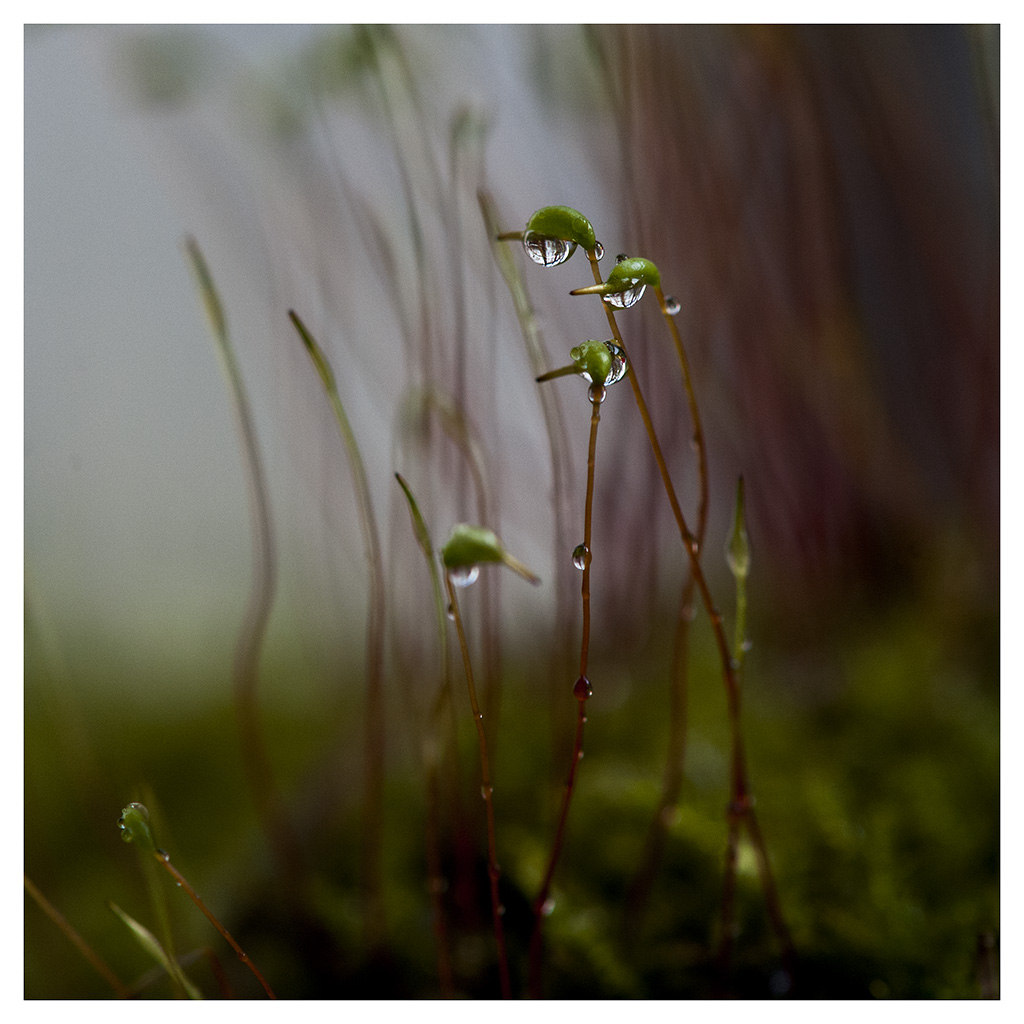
[441,523,540,586]
[570,257,661,310]
[520,206,596,266]
[569,340,628,387]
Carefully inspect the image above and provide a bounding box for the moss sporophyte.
[117,803,277,998]
[497,206,793,992]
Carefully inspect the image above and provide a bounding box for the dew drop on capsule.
[604,283,646,309]
[664,295,681,315]
[604,342,628,385]
[572,544,588,570]
[593,241,605,260]
[449,564,480,588]
[573,675,593,701]
[523,231,576,267]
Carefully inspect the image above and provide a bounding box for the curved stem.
[528,391,601,998]
[445,574,512,999]
[289,310,387,953]
[627,284,711,926]
[395,472,455,996]
[186,240,301,889]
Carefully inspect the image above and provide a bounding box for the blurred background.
[25,24,998,999]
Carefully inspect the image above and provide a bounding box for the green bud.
[725,476,750,580]
[606,257,661,289]
[570,340,614,386]
[441,524,540,585]
[525,206,596,251]
[117,802,157,853]
[570,257,660,309]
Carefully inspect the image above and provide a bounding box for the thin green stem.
[528,389,602,998]
[445,573,512,999]
[288,309,388,953]
[25,876,130,998]
[153,851,276,999]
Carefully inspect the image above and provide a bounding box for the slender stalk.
[153,850,276,999]
[185,239,300,889]
[289,310,387,953]
[581,250,793,971]
[445,573,512,999]
[480,191,578,783]
[396,472,455,996]
[626,284,709,927]
[528,387,602,998]
[24,875,130,998]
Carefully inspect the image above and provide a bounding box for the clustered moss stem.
[580,247,793,981]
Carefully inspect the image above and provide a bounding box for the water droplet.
[572,544,588,570]
[542,898,556,916]
[156,849,170,862]
[480,784,493,800]
[446,603,455,620]
[573,675,592,701]
[523,231,576,267]
[615,253,629,263]
[603,282,646,309]
[588,383,606,404]
[604,343,628,385]
[593,241,605,260]
[664,295,681,315]
[449,564,480,588]
[741,638,753,653]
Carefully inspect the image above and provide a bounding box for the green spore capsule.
[571,257,661,309]
[117,802,157,853]
[570,340,628,387]
[522,206,596,266]
[442,524,540,585]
